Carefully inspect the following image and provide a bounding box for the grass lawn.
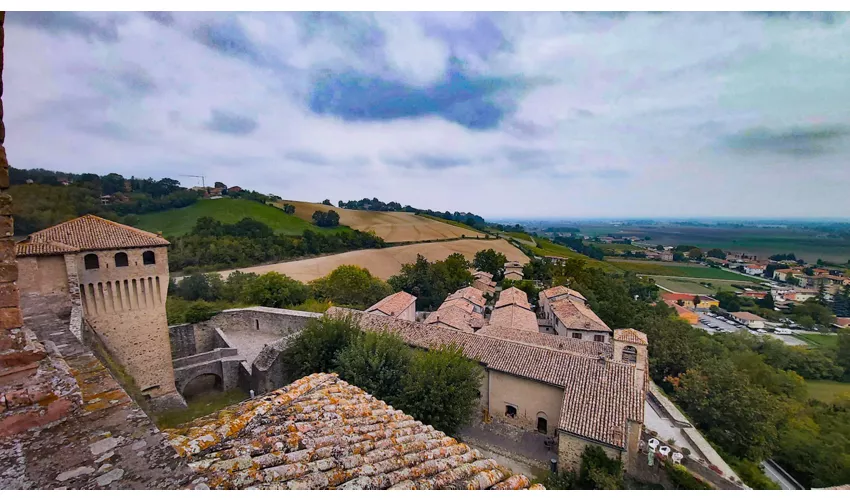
[806,380,850,403]
[652,276,757,294]
[794,333,839,349]
[596,242,644,253]
[154,389,248,428]
[530,240,619,271]
[136,198,348,237]
[608,260,762,281]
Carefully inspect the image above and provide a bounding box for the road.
[761,460,803,490]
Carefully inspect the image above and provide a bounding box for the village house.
[424,286,486,332]
[15,215,185,410]
[227,185,242,193]
[730,311,766,329]
[659,293,718,310]
[365,290,416,321]
[833,317,850,329]
[538,286,613,342]
[488,287,538,332]
[743,263,766,276]
[773,268,803,282]
[666,301,699,324]
[471,270,496,295]
[503,261,524,281]
[352,302,648,474]
[659,252,674,262]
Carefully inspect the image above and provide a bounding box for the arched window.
[114,252,129,267]
[537,414,548,434]
[505,404,517,418]
[84,254,100,270]
[623,345,638,364]
[143,250,156,265]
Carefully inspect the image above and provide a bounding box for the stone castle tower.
[16,215,185,410]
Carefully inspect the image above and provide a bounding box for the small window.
[623,345,638,364]
[505,405,517,418]
[537,416,548,434]
[84,254,100,270]
[572,332,582,340]
[114,252,129,267]
[594,334,605,343]
[255,319,260,330]
[143,250,156,265]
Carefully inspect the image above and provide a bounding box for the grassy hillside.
[529,240,619,271]
[608,260,762,280]
[276,200,482,242]
[806,380,850,403]
[652,276,761,294]
[136,198,348,237]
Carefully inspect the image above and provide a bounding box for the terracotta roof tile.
[541,286,586,302]
[660,293,716,302]
[27,214,169,251]
[549,299,611,333]
[476,325,613,358]
[165,373,541,490]
[445,287,486,308]
[731,311,766,322]
[329,308,642,448]
[366,291,416,317]
[15,240,78,257]
[488,305,538,332]
[613,328,648,346]
[424,305,476,333]
[494,287,531,310]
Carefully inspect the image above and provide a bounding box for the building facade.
[16,215,184,410]
[538,286,613,342]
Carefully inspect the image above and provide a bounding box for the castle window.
[623,345,638,364]
[84,254,100,270]
[594,334,605,343]
[114,252,129,267]
[572,332,582,340]
[143,250,156,265]
[255,319,260,330]
[505,404,517,418]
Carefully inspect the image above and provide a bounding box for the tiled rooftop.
[476,325,613,358]
[445,287,486,308]
[366,291,416,317]
[541,286,586,303]
[165,373,542,490]
[494,287,531,310]
[548,299,612,333]
[330,308,643,449]
[25,214,170,252]
[424,305,476,333]
[15,240,78,257]
[613,328,649,346]
[488,305,538,332]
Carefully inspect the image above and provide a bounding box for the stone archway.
[181,373,223,400]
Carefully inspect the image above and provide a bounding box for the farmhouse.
[538,286,612,342]
[15,215,185,410]
[668,302,699,324]
[743,264,766,276]
[730,311,766,329]
[365,290,416,321]
[659,293,718,310]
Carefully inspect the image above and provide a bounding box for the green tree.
[281,314,364,382]
[282,203,296,214]
[472,248,507,276]
[322,199,332,206]
[244,271,309,308]
[837,332,850,380]
[673,252,687,262]
[687,248,704,261]
[184,301,221,323]
[309,265,392,309]
[707,248,727,259]
[656,244,665,251]
[577,445,624,490]
[389,253,472,310]
[693,295,701,309]
[758,292,775,310]
[398,345,482,435]
[335,331,411,404]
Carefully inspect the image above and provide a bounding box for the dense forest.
[337,197,488,230]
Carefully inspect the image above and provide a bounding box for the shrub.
[281,314,364,382]
[397,345,482,435]
[244,272,309,308]
[335,330,411,405]
[184,301,221,323]
[665,463,712,490]
[309,265,392,310]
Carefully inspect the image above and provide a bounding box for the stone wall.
[169,323,197,359]
[487,370,563,436]
[557,431,623,471]
[17,255,70,311]
[206,307,321,336]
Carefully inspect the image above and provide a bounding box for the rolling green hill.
[135,198,349,237]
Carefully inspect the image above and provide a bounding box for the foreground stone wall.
[168,323,196,359]
[207,307,321,337]
[557,431,623,471]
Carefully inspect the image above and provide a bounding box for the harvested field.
[277,200,482,242]
[218,238,528,282]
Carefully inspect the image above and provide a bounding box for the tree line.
[167,217,384,273]
[336,196,488,230]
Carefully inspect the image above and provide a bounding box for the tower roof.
[24,214,169,252]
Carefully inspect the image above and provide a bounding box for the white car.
[757,329,767,333]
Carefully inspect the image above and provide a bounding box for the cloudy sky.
[5,12,850,219]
